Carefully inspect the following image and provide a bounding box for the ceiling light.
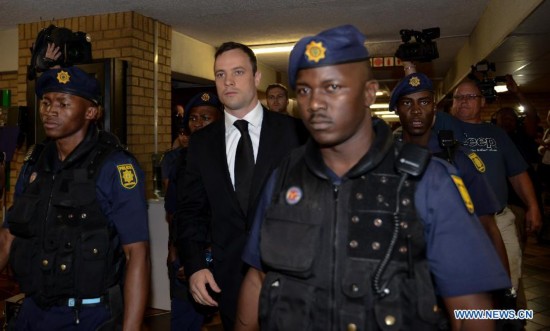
[251,43,295,54]
[494,85,508,93]
[373,111,399,120]
[376,91,384,96]
[370,103,389,109]
[518,105,525,112]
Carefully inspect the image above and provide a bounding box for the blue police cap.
[182,92,223,129]
[389,73,433,111]
[36,67,101,105]
[288,25,369,89]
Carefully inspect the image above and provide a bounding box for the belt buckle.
[66,297,101,307]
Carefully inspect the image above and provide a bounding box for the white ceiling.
[2,0,550,95]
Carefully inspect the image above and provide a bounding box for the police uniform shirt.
[161,147,183,182]
[5,148,149,245]
[434,112,528,209]
[242,142,511,297]
[427,132,501,216]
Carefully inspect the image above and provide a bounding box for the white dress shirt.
[225,101,264,188]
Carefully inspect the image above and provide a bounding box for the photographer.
[28,25,91,80]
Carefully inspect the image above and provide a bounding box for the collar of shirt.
[224,101,264,134]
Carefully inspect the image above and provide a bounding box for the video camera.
[468,60,507,103]
[395,27,440,62]
[27,25,92,80]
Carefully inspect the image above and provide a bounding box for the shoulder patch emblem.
[451,175,475,214]
[24,145,36,162]
[29,172,37,184]
[285,186,303,205]
[117,164,138,189]
[467,152,485,173]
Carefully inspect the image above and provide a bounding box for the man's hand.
[0,228,15,271]
[45,43,61,62]
[189,268,221,306]
[525,206,542,234]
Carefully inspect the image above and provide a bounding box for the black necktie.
[234,120,255,213]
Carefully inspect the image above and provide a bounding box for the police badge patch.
[305,41,326,63]
[409,76,421,87]
[285,186,303,205]
[117,164,138,189]
[56,70,71,84]
[450,175,475,214]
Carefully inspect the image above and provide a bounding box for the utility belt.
[5,286,123,330]
[31,285,121,310]
[54,295,107,308]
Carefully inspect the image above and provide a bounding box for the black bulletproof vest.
[8,130,125,307]
[258,135,443,331]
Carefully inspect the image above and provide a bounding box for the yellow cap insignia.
[467,152,486,173]
[409,76,420,87]
[451,175,475,214]
[305,41,326,63]
[201,93,210,102]
[117,164,138,189]
[57,70,71,84]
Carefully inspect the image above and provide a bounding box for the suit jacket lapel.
[209,120,239,208]
[247,109,278,215]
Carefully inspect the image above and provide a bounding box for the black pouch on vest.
[260,214,320,278]
[259,272,320,331]
[7,194,41,238]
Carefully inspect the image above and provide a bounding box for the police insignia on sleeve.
[117,164,138,189]
[305,41,326,63]
[467,152,486,173]
[24,145,36,162]
[450,175,475,214]
[29,172,37,183]
[285,186,303,205]
[56,70,71,84]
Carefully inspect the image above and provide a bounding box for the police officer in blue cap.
[390,72,511,277]
[236,25,510,330]
[0,66,150,330]
[163,91,222,331]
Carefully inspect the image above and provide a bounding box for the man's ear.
[254,71,262,89]
[85,105,99,120]
[364,80,379,107]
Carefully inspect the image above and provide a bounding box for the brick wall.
[1,72,20,220]
[4,11,172,208]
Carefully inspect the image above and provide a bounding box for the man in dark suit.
[175,42,305,330]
